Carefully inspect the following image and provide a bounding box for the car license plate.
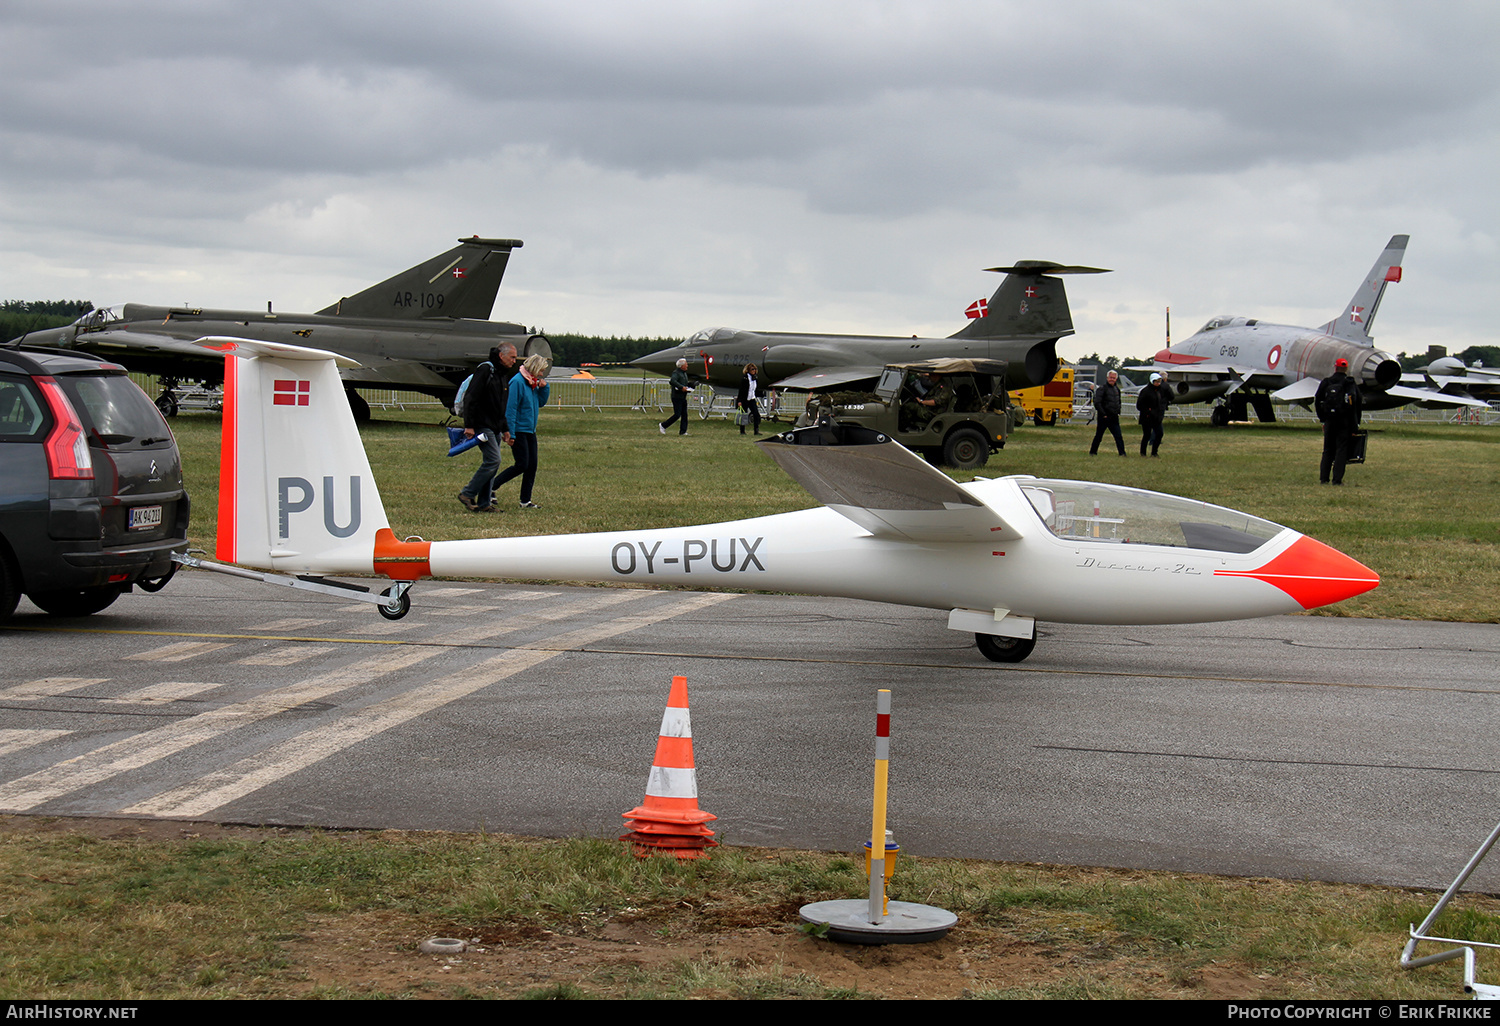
[128,505,163,530]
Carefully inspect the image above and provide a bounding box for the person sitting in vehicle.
[901,372,955,429]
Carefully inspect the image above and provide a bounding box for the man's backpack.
[453,361,492,417]
[1316,375,1354,422]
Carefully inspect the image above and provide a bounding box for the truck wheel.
[1032,409,1044,426]
[1047,409,1059,426]
[976,633,1036,663]
[942,427,989,470]
[28,585,123,617]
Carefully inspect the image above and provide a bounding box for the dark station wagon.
[0,345,189,619]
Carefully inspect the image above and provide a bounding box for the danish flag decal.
[273,379,311,406]
[965,298,988,319]
[452,267,467,279]
[1349,306,1365,325]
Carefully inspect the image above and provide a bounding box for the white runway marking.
[0,678,108,700]
[0,590,727,815]
[243,618,333,631]
[101,682,225,705]
[125,591,737,818]
[0,647,441,813]
[349,620,426,634]
[238,646,338,666]
[0,729,72,756]
[123,641,235,663]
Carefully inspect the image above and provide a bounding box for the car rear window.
[58,373,175,450]
[0,375,47,439]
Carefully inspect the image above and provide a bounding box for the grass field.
[3,817,1496,1000]
[168,404,1500,622]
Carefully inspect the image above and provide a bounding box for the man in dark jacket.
[1137,372,1172,457]
[1089,369,1126,455]
[458,343,518,512]
[659,358,693,436]
[1315,357,1362,485]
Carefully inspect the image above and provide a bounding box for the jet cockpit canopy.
[682,327,739,347]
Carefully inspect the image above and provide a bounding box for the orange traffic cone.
[621,676,718,859]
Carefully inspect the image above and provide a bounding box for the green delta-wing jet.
[633,261,1110,393]
[16,237,551,420]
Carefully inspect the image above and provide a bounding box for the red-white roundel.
[1267,344,1282,370]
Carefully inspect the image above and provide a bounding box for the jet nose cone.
[632,348,679,376]
[1223,535,1379,610]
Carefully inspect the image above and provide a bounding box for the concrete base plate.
[799,899,957,944]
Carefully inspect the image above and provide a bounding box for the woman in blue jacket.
[492,354,551,509]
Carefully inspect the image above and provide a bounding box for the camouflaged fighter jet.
[632,261,1110,393]
[16,237,552,421]
[1153,235,1487,425]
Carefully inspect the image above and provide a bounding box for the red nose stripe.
[1214,535,1379,610]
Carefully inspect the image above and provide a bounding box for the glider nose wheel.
[975,632,1036,663]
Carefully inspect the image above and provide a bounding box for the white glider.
[197,338,1379,663]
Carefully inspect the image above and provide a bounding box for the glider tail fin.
[209,337,398,576]
[950,261,1110,341]
[316,236,523,321]
[1319,234,1408,343]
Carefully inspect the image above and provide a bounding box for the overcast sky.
[3,0,1496,361]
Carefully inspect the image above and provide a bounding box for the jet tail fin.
[317,237,524,321]
[949,262,1110,341]
[204,337,392,575]
[1318,234,1408,343]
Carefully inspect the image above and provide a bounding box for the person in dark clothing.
[457,343,517,512]
[659,358,692,436]
[1089,369,1126,456]
[1315,357,1363,485]
[736,362,763,436]
[1137,372,1172,457]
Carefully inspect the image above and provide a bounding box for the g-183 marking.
[610,537,766,576]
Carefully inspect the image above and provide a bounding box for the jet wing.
[771,366,883,391]
[757,425,1022,542]
[1158,361,1258,378]
[1382,384,1492,409]
[1272,378,1322,402]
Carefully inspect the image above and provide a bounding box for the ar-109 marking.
[610,537,766,576]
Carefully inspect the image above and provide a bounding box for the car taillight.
[35,376,94,480]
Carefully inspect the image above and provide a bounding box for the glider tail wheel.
[378,586,412,620]
[975,632,1036,663]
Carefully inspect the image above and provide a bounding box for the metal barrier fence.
[1068,398,1499,428]
[127,372,811,422]
[125,371,1495,428]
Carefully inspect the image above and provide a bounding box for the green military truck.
[793,358,1018,470]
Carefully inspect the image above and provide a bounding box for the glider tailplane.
[213,337,392,575]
